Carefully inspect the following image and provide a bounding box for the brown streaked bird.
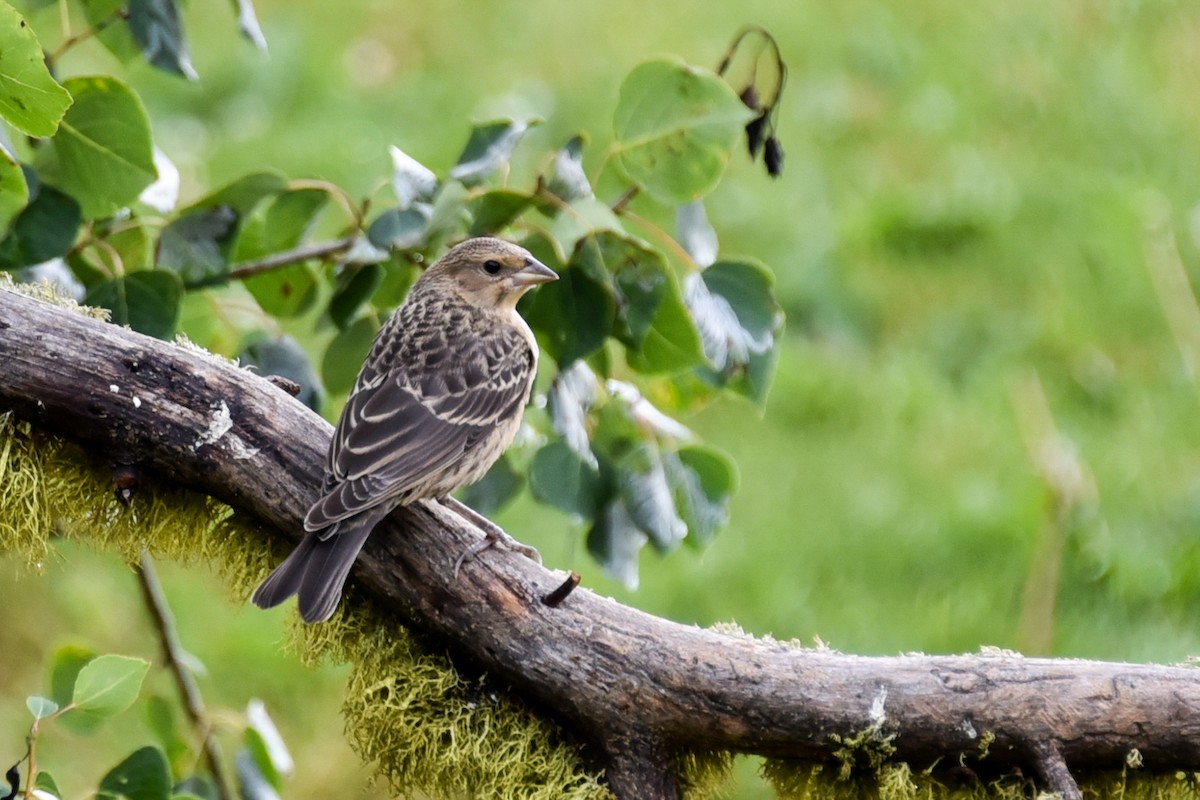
[252,237,557,622]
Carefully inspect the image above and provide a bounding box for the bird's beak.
[512,259,558,287]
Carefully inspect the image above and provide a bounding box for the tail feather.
[252,509,386,623]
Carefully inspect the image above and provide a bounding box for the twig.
[1029,740,1082,800]
[225,235,358,282]
[135,552,236,800]
[46,10,127,71]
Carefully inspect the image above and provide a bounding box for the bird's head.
[424,237,558,310]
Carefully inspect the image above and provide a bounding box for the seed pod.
[764,136,785,177]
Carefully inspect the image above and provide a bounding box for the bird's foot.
[441,496,542,577]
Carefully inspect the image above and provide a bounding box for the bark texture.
[3,286,1200,799]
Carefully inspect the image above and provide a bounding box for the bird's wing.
[305,314,534,531]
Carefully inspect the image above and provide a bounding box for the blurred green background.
[6,0,1200,797]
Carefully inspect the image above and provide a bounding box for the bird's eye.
[483,259,502,275]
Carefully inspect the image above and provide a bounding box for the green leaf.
[231,0,267,50]
[459,453,525,516]
[388,144,437,210]
[98,746,171,800]
[450,119,533,185]
[129,0,196,79]
[0,147,28,231]
[617,442,686,552]
[613,59,753,204]
[530,439,605,519]
[371,256,418,308]
[543,135,592,204]
[234,749,276,800]
[623,267,704,374]
[424,179,469,241]
[676,200,717,267]
[575,232,668,348]
[35,770,60,798]
[0,2,72,136]
[666,445,736,547]
[522,256,615,367]
[243,262,318,318]
[467,188,532,236]
[329,263,383,329]
[144,695,190,777]
[157,206,238,286]
[191,172,287,214]
[0,181,82,268]
[26,695,59,719]
[587,499,646,590]
[85,270,183,339]
[49,643,97,708]
[238,335,324,412]
[245,699,292,785]
[367,207,429,251]
[41,77,155,218]
[71,654,150,724]
[83,0,140,63]
[688,259,784,405]
[237,188,328,257]
[321,315,377,395]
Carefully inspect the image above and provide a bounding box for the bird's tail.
[251,510,385,623]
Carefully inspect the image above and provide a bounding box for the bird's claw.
[452,530,542,578]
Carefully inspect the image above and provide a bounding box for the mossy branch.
[4,284,1200,799]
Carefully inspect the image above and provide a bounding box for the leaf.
[238,335,324,412]
[613,59,753,204]
[547,361,599,469]
[687,259,784,405]
[665,445,736,547]
[467,188,532,236]
[586,499,647,590]
[49,644,97,708]
[329,263,383,329]
[0,146,28,231]
[128,0,197,80]
[321,315,377,395]
[231,0,267,50]
[34,770,59,799]
[522,251,615,367]
[242,263,318,318]
[543,135,592,203]
[40,77,155,218]
[83,0,140,63]
[423,179,469,240]
[459,454,525,516]
[97,746,171,800]
[676,200,717,268]
[0,2,72,136]
[367,207,430,251]
[191,172,287,214]
[449,119,533,185]
[371,256,418,308]
[623,264,704,375]
[26,695,59,719]
[85,270,183,339]
[389,145,438,210]
[71,655,150,724]
[234,749,279,800]
[0,181,82,268]
[139,148,180,213]
[143,695,189,776]
[617,442,687,552]
[156,206,238,286]
[530,439,605,519]
[245,699,293,784]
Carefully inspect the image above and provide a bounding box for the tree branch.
[4,285,1200,798]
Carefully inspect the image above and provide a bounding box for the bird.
[252,237,557,622]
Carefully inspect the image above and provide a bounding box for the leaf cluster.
[0,2,786,585]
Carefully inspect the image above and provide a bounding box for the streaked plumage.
[252,238,557,622]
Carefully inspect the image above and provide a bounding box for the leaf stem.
[46,9,127,72]
[135,552,236,800]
